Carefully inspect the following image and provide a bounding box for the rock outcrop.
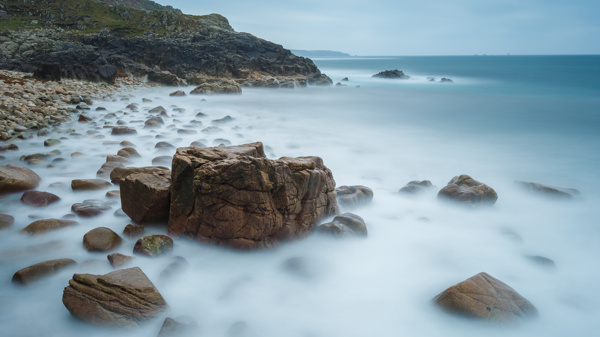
[434,272,538,324]
[437,175,498,206]
[120,169,171,223]
[372,69,410,79]
[168,142,339,250]
[0,164,41,194]
[62,267,167,327]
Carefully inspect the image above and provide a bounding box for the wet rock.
[177,129,197,135]
[526,255,556,268]
[168,142,338,250]
[317,213,367,237]
[437,175,498,206]
[159,256,189,282]
[152,156,172,166]
[78,114,93,122]
[372,69,410,79]
[110,166,169,184]
[149,106,167,114]
[83,227,123,252]
[433,272,538,324]
[105,155,130,163]
[515,181,580,200]
[282,257,318,279]
[107,253,134,268]
[120,140,136,147]
[117,147,141,158]
[133,235,173,257]
[44,138,61,146]
[105,190,120,198]
[211,115,234,125]
[0,164,41,194]
[96,161,124,179]
[120,170,171,224]
[114,208,127,217]
[111,126,137,135]
[71,179,111,191]
[0,212,14,229]
[0,144,19,152]
[145,117,165,129]
[169,90,186,97]
[22,218,79,235]
[12,258,76,285]
[157,317,198,337]
[62,267,167,327]
[190,140,206,148]
[190,79,242,95]
[201,126,223,134]
[155,141,175,150]
[440,78,454,83]
[399,180,434,194]
[123,224,145,238]
[71,201,112,217]
[20,190,61,207]
[336,185,373,210]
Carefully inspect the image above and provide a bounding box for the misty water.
[1,55,599,336]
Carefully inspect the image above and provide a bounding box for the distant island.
[291,50,353,58]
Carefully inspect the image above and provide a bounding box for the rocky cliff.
[0,0,331,86]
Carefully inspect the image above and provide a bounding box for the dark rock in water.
[0,144,19,152]
[211,115,234,125]
[433,272,538,324]
[120,170,171,224]
[190,78,241,95]
[282,257,319,279]
[526,255,556,268]
[341,77,349,81]
[336,185,373,210]
[96,161,124,179]
[317,213,367,238]
[33,63,61,81]
[169,90,186,97]
[0,164,41,194]
[0,212,14,229]
[107,253,134,268]
[106,155,130,164]
[157,317,198,337]
[83,227,123,252]
[177,129,197,135]
[111,126,137,135]
[155,141,175,150]
[117,147,141,158]
[123,224,145,238]
[201,126,223,134]
[159,256,189,282]
[213,138,232,146]
[71,179,111,191]
[440,77,454,83]
[168,142,338,250]
[148,70,187,86]
[72,201,112,217]
[105,190,120,198]
[22,218,79,235]
[149,106,167,114]
[44,138,61,146]
[437,175,498,206]
[335,82,347,87]
[110,166,169,184]
[62,267,167,327]
[515,181,580,199]
[12,258,76,285]
[152,156,172,166]
[78,114,93,122]
[134,235,174,257]
[372,69,410,79]
[20,190,61,207]
[399,180,434,195]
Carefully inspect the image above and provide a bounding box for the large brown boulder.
[62,267,167,327]
[120,170,171,224]
[0,164,41,194]
[12,258,76,285]
[168,142,338,250]
[83,227,123,252]
[437,175,498,206]
[110,166,169,184]
[434,272,538,324]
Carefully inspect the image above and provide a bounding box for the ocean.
[1,55,599,336]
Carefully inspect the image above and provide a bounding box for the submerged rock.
[157,317,198,337]
[0,212,14,229]
[62,267,167,327]
[336,185,373,210]
[0,164,41,194]
[168,142,338,249]
[317,213,367,238]
[433,272,538,324]
[399,180,434,195]
[12,258,76,285]
[515,181,580,199]
[437,175,497,206]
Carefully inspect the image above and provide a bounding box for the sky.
[156,0,600,56]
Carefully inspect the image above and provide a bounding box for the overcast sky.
[157,0,600,56]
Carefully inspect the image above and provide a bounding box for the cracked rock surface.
[62,267,167,327]
[168,142,338,250]
[434,272,538,324]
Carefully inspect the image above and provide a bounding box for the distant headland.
[291,50,353,58]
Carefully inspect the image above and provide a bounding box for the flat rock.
[0,164,41,194]
[317,213,367,237]
[20,190,61,207]
[133,235,173,257]
[516,181,580,199]
[71,201,112,217]
[107,253,134,268]
[437,175,498,206]
[110,166,169,184]
[71,179,111,191]
[120,170,171,224]
[12,258,77,285]
[111,126,137,135]
[336,185,373,210]
[22,218,79,235]
[434,272,538,324]
[83,227,123,252]
[62,267,167,327]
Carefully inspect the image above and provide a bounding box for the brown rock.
[336,185,373,209]
[22,218,79,235]
[148,106,167,114]
[133,235,173,257]
[317,213,367,237]
[110,166,169,184]
[20,190,61,207]
[107,253,134,268]
[78,114,93,122]
[106,190,120,198]
[399,180,434,194]
[96,161,124,179]
[111,126,137,135]
[71,200,112,217]
[0,212,14,229]
[169,90,187,97]
[12,258,77,285]
[437,175,498,206]
[62,267,167,327]
[434,272,538,324]
[83,227,123,252]
[168,142,338,250]
[117,147,141,158]
[157,317,198,337]
[120,170,171,223]
[123,224,145,238]
[71,179,111,191]
[105,155,130,163]
[0,164,41,194]
[190,79,242,95]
